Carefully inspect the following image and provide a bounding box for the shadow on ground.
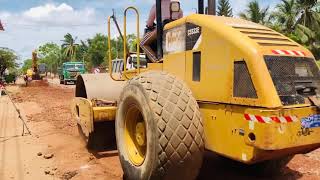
[198,152,302,180]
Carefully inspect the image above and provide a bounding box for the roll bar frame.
[108,7,140,81]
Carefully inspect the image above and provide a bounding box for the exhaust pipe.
[198,0,204,14]
[198,0,216,15]
[156,0,163,59]
[207,0,216,15]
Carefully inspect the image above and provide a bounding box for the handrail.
[124,6,140,77]
[107,7,141,81]
[108,16,123,81]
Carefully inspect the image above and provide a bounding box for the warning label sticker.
[301,115,320,129]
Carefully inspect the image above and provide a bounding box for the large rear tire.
[116,71,204,180]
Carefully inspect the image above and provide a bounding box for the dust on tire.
[116,71,204,180]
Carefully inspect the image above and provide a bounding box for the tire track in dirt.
[7,80,320,180]
[9,81,123,180]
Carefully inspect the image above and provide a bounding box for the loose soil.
[1,79,320,180]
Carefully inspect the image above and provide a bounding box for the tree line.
[2,0,319,76]
[0,47,18,76]
[21,33,137,74]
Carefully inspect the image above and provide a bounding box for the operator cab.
[145,1,182,33]
[143,1,183,62]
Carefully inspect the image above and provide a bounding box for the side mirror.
[170,1,181,13]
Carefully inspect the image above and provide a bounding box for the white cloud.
[0,3,103,63]
[0,0,280,64]
[0,12,11,19]
[1,3,97,26]
[23,3,74,19]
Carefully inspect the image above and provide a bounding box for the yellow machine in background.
[71,0,320,179]
[26,50,42,80]
[26,69,33,78]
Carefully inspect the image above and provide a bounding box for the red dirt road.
[2,80,320,180]
[6,81,122,180]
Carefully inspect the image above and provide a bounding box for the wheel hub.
[135,122,146,146]
[124,105,147,166]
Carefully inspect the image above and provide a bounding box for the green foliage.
[14,1,320,72]
[85,33,108,69]
[279,1,320,59]
[127,34,138,52]
[239,0,270,25]
[217,0,233,17]
[61,33,79,61]
[0,48,18,76]
[21,59,32,73]
[38,43,62,74]
[272,0,298,33]
[239,0,320,59]
[77,33,138,70]
[4,74,16,83]
[296,0,320,30]
[26,33,133,74]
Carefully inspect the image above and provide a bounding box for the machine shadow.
[89,149,118,159]
[87,121,118,159]
[197,152,303,180]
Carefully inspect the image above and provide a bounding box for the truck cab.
[59,62,85,85]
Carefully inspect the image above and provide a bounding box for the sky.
[0,0,280,64]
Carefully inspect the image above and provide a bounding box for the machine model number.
[187,27,200,36]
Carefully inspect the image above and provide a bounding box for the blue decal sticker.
[301,115,320,129]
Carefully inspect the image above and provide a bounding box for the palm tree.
[295,24,320,56]
[286,0,320,59]
[61,33,79,61]
[239,0,270,25]
[273,0,298,33]
[77,40,88,60]
[296,0,320,30]
[217,0,233,17]
[295,25,315,44]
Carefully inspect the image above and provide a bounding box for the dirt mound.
[25,80,49,87]
[11,82,76,134]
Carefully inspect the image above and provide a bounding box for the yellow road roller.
[71,0,320,179]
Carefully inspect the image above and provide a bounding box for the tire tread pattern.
[129,71,204,178]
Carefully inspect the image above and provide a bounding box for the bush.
[4,74,16,83]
